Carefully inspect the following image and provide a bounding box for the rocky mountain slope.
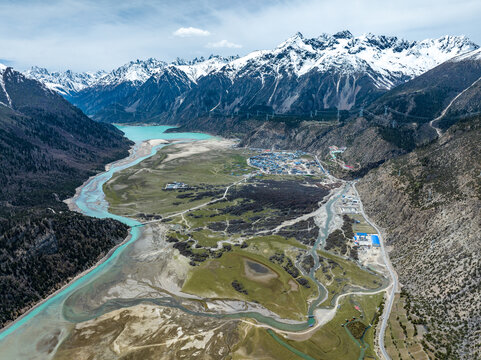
[25,32,477,124]
[357,116,481,359]
[367,48,481,130]
[0,65,132,328]
[209,47,481,177]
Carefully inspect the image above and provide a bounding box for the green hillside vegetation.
[316,250,385,306]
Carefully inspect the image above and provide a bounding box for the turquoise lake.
[115,125,212,143]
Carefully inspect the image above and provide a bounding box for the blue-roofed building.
[371,235,381,247]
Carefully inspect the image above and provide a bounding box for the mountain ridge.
[358,115,481,359]
[24,31,478,122]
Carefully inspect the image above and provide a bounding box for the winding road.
[353,183,398,360]
[429,75,481,138]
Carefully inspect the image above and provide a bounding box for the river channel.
[0,125,352,359]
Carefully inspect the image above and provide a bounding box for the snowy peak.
[332,30,354,39]
[173,55,235,82]
[450,47,481,62]
[418,35,477,52]
[278,32,305,46]
[172,54,239,66]
[25,66,106,95]
[96,58,167,86]
[25,31,479,96]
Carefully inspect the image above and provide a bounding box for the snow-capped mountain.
[25,55,236,94]
[215,31,477,88]
[25,31,478,123]
[24,66,106,96]
[367,46,481,127]
[174,55,238,83]
[94,58,166,86]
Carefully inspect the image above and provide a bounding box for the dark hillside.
[367,51,481,125]
[0,67,132,328]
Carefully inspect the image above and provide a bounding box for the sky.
[0,0,480,72]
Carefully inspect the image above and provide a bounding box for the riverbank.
[64,138,170,213]
[0,228,135,339]
[0,124,396,360]
[0,137,170,341]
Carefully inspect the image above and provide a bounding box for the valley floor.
[1,136,399,360]
[53,138,395,359]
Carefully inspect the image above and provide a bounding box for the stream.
[0,125,357,359]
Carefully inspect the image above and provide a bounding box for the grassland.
[182,246,316,321]
[385,294,432,360]
[282,292,384,359]
[104,141,256,217]
[316,250,385,306]
[231,323,300,359]
[349,214,377,234]
[246,234,308,253]
[231,292,384,360]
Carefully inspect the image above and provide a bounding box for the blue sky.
[0,0,480,71]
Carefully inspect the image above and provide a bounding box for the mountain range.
[2,30,481,359]
[25,31,478,124]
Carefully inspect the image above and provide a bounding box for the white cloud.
[173,27,210,37]
[0,0,480,71]
[206,39,242,49]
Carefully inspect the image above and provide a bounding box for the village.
[248,150,323,176]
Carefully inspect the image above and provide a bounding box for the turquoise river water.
[0,125,352,359]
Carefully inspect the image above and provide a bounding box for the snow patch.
[0,68,13,107]
[450,48,481,62]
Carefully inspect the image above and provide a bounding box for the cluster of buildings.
[165,182,189,190]
[353,233,381,248]
[248,151,320,175]
[340,194,360,214]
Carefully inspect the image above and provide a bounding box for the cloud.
[173,27,210,37]
[0,0,480,71]
[206,39,242,49]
